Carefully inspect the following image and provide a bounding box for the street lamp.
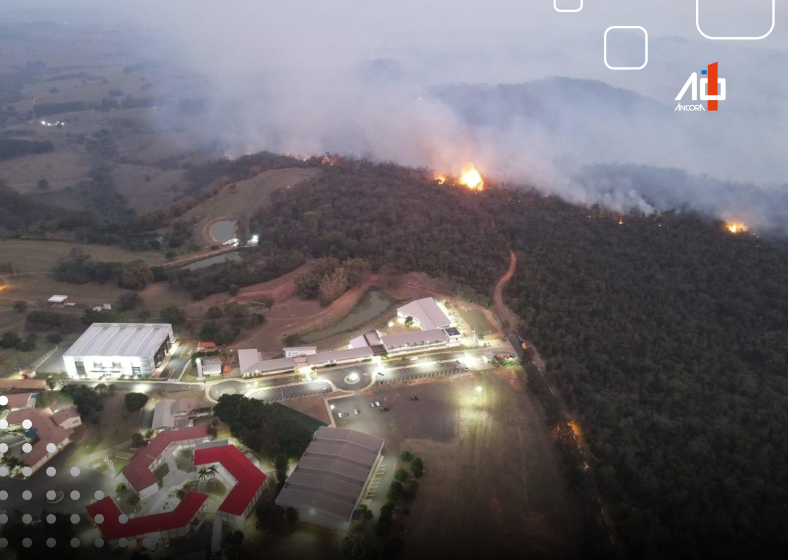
[475,386,482,393]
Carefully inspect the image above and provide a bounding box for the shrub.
[124,392,149,412]
[393,468,409,482]
[411,457,424,478]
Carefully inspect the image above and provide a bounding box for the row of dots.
[0,537,105,548]
[0,489,104,501]
[0,442,76,459]
[0,466,81,478]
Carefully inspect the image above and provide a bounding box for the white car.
[354,409,360,415]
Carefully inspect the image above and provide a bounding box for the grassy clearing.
[180,167,321,244]
[0,239,166,273]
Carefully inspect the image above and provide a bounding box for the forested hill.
[250,160,510,298]
[485,190,788,560]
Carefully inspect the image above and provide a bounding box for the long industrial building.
[64,323,174,379]
[239,297,460,377]
[275,427,384,530]
[240,347,375,378]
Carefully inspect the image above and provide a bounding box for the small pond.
[301,288,394,343]
[208,220,237,244]
[182,252,242,270]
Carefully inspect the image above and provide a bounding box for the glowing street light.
[330,404,335,410]
[475,386,483,393]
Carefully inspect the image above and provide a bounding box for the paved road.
[205,343,516,403]
[159,340,195,381]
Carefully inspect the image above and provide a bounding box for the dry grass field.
[0,239,166,273]
[181,167,321,244]
[333,371,582,560]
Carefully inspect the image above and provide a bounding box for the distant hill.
[434,77,666,130]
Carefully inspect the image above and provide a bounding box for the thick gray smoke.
[13,0,787,232]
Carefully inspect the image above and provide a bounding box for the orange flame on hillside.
[459,163,484,191]
[726,222,748,234]
[434,175,446,185]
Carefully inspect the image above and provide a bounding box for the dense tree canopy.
[251,161,509,296]
[213,394,315,458]
[487,191,788,560]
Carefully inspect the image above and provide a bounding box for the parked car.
[354,409,360,415]
[374,401,380,407]
[410,396,419,401]
[380,406,389,412]
[376,371,385,376]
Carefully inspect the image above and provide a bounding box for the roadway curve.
[494,250,518,330]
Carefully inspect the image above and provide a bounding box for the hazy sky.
[3,1,787,231]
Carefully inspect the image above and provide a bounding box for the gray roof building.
[396,297,451,331]
[276,427,384,531]
[64,323,173,358]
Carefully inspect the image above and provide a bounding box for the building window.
[132,366,141,375]
[75,361,86,376]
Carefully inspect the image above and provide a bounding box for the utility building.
[276,427,384,531]
[396,297,451,331]
[63,323,174,379]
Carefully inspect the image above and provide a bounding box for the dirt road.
[494,249,519,329]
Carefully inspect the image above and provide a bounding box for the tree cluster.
[0,138,54,161]
[212,394,315,458]
[166,248,304,300]
[295,256,372,306]
[124,392,149,412]
[60,384,104,423]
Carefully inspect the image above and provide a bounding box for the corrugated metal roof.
[307,441,379,466]
[242,346,374,375]
[296,455,372,482]
[306,347,373,365]
[381,328,449,349]
[237,349,262,374]
[397,298,450,330]
[315,427,386,451]
[64,323,172,358]
[275,428,383,523]
[243,356,296,374]
[276,488,356,520]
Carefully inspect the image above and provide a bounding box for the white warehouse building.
[64,323,174,379]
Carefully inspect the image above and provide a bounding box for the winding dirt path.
[494,249,518,329]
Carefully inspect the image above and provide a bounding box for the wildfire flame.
[434,175,446,185]
[459,164,484,191]
[726,223,748,234]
